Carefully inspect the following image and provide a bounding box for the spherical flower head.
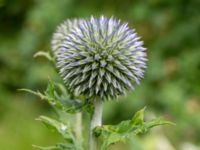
[51,19,81,56]
[54,16,147,100]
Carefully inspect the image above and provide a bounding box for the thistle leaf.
[35,116,82,150]
[94,107,174,149]
[33,143,74,150]
[34,51,53,61]
[19,80,90,113]
[36,116,74,142]
[18,89,46,100]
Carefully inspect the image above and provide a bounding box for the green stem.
[75,112,82,140]
[88,99,103,150]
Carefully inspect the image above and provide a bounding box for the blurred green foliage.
[0,0,200,149]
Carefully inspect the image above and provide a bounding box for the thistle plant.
[21,16,173,150]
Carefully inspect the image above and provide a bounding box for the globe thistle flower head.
[51,19,81,56]
[54,16,147,100]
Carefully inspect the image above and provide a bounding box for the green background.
[0,0,200,149]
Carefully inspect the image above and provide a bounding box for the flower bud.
[52,16,147,100]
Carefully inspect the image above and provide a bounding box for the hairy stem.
[88,99,103,150]
[75,112,82,140]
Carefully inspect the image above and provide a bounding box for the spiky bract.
[53,16,147,100]
[51,19,81,56]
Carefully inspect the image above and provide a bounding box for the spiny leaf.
[37,116,74,142]
[130,106,146,125]
[35,116,82,150]
[45,80,55,99]
[19,80,91,114]
[18,89,46,100]
[94,107,174,150]
[34,51,54,61]
[33,143,74,150]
